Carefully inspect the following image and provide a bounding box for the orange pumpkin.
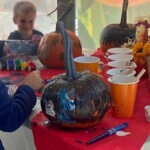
[38,2,82,68]
[38,30,82,68]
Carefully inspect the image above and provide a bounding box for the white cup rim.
[108,75,139,84]
[106,68,136,76]
[74,56,100,64]
[108,54,133,61]
[107,60,137,68]
[107,48,132,54]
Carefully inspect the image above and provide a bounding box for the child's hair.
[13,1,36,17]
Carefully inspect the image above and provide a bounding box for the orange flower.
[132,42,144,55]
[143,42,150,56]
[132,42,145,64]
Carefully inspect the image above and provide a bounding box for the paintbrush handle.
[136,69,146,80]
[128,57,134,66]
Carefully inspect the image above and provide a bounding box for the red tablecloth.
[0,68,65,84]
[2,48,149,150]
[91,48,108,64]
[31,65,150,150]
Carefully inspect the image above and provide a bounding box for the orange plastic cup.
[74,56,100,73]
[108,75,139,118]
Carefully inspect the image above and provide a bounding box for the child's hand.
[21,70,44,91]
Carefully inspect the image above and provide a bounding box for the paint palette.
[0,58,36,71]
[0,40,38,71]
[2,40,39,57]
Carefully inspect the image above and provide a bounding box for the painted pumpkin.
[99,0,136,54]
[38,2,82,68]
[41,21,112,128]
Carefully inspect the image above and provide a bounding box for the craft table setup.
[1,1,150,150]
[0,48,150,150]
[30,66,150,150]
[0,35,149,149]
[1,34,150,150]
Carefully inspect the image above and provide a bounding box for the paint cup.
[21,61,28,71]
[0,59,7,70]
[144,105,150,122]
[108,54,133,61]
[107,47,132,55]
[28,61,36,71]
[108,75,139,118]
[8,59,14,71]
[15,59,21,71]
[74,56,100,73]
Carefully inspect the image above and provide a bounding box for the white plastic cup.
[107,47,132,55]
[106,68,136,77]
[108,54,133,61]
[107,60,137,69]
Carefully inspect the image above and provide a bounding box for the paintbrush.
[127,56,134,66]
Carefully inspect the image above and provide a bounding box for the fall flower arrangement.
[132,42,145,64]
[131,16,150,65]
[124,16,150,78]
[132,41,150,64]
[143,42,150,57]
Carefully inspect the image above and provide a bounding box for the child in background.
[0,70,43,150]
[8,1,43,41]
[0,1,44,58]
[1,1,44,61]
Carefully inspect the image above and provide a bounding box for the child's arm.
[0,81,36,132]
[0,70,43,132]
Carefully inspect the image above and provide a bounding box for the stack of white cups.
[106,47,137,78]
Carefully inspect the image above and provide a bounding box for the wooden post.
[57,0,75,32]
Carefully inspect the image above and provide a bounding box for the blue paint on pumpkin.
[58,88,76,124]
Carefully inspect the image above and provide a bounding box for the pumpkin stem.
[58,21,78,81]
[56,2,74,32]
[120,0,128,28]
